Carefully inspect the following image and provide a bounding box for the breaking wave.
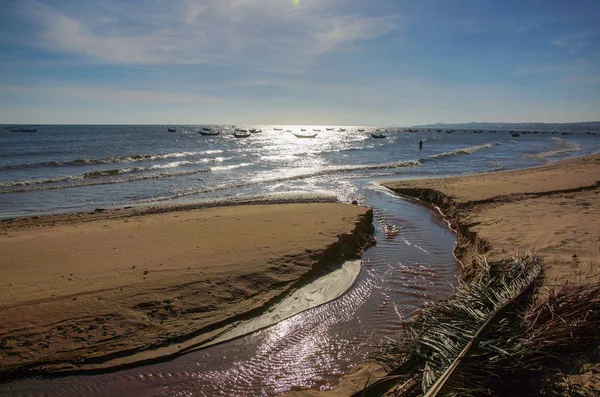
[142,160,422,203]
[528,138,581,163]
[428,142,500,159]
[0,168,211,193]
[0,150,224,170]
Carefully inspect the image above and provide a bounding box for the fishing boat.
[167,127,176,132]
[249,128,262,133]
[273,128,283,131]
[326,128,334,131]
[338,128,346,132]
[313,128,321,132]
[233,131,251,138]
[199,130,220,136]
[293,132,318,138]
[301,128,306,132]
[510,131,520,137]
[9,127,38,132]
[202,127,212,131]
[357,128,365,132]
[370,132,386,139]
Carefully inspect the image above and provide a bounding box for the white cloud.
[21,0,398,66]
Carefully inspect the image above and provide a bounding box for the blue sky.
[1,0,599,125]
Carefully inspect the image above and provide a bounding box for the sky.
[0,0,599,125]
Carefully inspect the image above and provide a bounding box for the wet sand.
[289,153,600,396]
[0,202,374,379]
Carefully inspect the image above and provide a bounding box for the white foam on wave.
[528,137,581,163]
[211,162,253,171]
[0,168,211,193]
[143,160,422,203]
[429,142,500,159]
[1,150,226,170]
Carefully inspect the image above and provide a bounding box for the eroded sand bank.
[0,202,374,379]
[384,153,600,284]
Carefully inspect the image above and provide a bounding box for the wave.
[211,163,253,171]
[0,168,211,194]
[142,160,422,203]
[0,157,229,189]
[428,142,500,159]
[0,150,224,170]
[528,138,581,162]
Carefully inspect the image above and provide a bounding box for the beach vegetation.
[359,252,600,396]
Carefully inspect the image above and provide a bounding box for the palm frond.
[365,252,600,396]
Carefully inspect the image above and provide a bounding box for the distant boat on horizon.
[199,130,220,136]
[8,127,38,132]
[293,132,317,138]
[233,131,251,138]
[326,127,334,131]
[370,132,386,139]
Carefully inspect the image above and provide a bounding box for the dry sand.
[0,202,374,378]
[384,153,600,285]
[288,153,600,396]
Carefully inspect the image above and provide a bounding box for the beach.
[0,202,374,378]
[383,153,600,285]
[2,126,600,395]
[285,152,600,396]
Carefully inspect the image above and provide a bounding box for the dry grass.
[358,253,600,397]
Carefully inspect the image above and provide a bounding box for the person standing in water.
[418,139,423,150]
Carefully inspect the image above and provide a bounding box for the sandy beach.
[384,153,600,285]
[286,152,600,396]
[2,152,599,394]
[0,202,374,379]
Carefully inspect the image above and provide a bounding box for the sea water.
[2,125,598,218]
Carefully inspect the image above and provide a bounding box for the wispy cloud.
[20,0,398,66]
[1,84,220,104]
[514,65,559,77]
[550,31,597,54]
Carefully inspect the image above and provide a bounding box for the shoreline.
[383,152,600,284]
[287,152,600,396]
[0,201,375,381]
[2,151,599,393]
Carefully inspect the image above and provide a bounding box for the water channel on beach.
[2,180,461,396]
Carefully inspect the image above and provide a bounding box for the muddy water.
[1,185,461,397]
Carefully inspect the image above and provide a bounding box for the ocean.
[1,125,597,218]
[1,125,599,396]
